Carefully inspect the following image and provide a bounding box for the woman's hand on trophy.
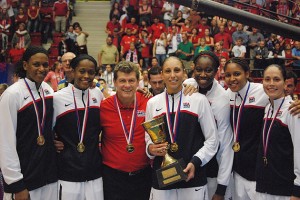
[183,163,195,182]
[148,142,168,156]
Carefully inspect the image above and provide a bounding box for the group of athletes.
[0,45,299,200]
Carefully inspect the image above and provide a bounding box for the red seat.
[48,56,58,67]
[30,32,42,46]
[49,44,59,57]
[52,33,63,45]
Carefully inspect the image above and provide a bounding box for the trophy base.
[156,158,187,188]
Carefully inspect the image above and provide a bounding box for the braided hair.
[193,50,220,72]
[19,46,49,78]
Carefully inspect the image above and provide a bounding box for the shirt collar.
[237,81,250,99]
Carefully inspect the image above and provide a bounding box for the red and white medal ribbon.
[165,91,182,144]
[232,83,250,144]
[262,97,285,159]
[72,87,90,144]
[24,79,46,138]
[114,95,137,145]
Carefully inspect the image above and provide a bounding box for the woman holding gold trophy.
[145,56,218,199]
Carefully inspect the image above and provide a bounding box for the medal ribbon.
[262,97,285,158]
[24,79,46,138]
[114,95,138,145]
[232,83,250,143]
[165,91,182,144]
[72,87,90,144]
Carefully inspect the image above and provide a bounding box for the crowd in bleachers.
[0,0,300,91]
[0,0,78,86]
[100,0,300,94]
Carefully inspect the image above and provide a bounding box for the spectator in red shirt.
[15,7,28,28]
[204,28,214,50]
[120,28,136,55]
[249,0,262,15]
[111,28,122,52]
[105,15,122,36]
[180,18,192,35]
[197,18,209,38]
[8,43,25,64]
[40,0,53,44]
[53,0,69,33]
[214,25,233,51]
[139,29,152,69]
[150,16,166,42]
[214,41,229,60]
[189,28,200,48]
[224,20,236,36]
[277,0,289,22]
[292,0,300,25]
[188,9,201,30]
[138,19,152,39]
[27,0,40,33]
[138,0,151,26]
[125,16,139,37]
[151,0,163,21]
[284,44,294,68]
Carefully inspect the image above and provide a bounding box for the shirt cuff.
[215,184,227,196]
[292,184,300,198]
[4,179,26,193]
[146,141,155,159]
[190,156,202,170]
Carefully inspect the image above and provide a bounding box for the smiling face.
[114,71,139,103]
[263,66,285,101]
[224,62,249,92]
[161,57,184,94]
[194,57,216,89]
[24,53,49,84]
[73,59,96,90]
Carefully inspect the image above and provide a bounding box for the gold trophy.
[142,116,187,188]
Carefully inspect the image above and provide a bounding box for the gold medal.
[232,142,240,152]
[126,144,135,153]
[77,142,85,153]
[37,135,45,146]
[170,143,178,152]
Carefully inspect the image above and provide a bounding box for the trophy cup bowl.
[142,116,187,188]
